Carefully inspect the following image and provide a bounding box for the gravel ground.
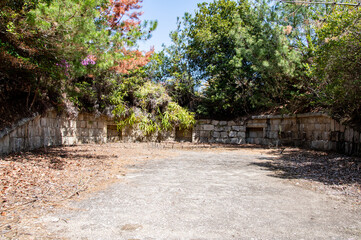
[5,144,359,240]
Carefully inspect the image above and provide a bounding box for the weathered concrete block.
[199,137,209,143]
[17,127,24,137]
[220,132,228,138]
[200,131,211,138]
[78,114,84,121]
[62,120,70,128]
[229,131,237,138]
[268,131,278,139]
[311,140,326,150]
[345,127,350,142]
[313,131,321,140]
[98,121,104,129]
[87,121,94,129]
[33,137,41,149]
[40,118,47,127]
[211,120,219,126]
[314,124,321,131]
[237,132,246,138]
[224,126,231,132]
[219,121,227,126]
[213,132,220,138]
[214,126,224,132]
[9,130,17,139]
[198,120,211,124]
[230,138,241,144]
[271,119,281,125]
[81,129,89,137]
[323,132,331,141]
[354,131,360,143]
[202,125,214,131]
[307,118,316,124]
[232,126,240,131]
[228,121,236,126]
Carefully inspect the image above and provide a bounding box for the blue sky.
[138,0,213,52]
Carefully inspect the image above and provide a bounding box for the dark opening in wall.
[246,127,264,144]
[107,125,122,142]
[175,128,192,142]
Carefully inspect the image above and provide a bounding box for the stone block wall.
[0,110,177,155]
[193,120,246,144]
[193,113,361,156]
[0,111,107,155]
[1,110,360,156]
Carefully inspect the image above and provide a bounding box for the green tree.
[0,0,156,119]
[156,15,199,110]
[185,0,300,118]
[314,5,361,123]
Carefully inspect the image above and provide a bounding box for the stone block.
[17,127,24,137]
[202,125,215,131]
[220,132,228,138]
[62,120,69,128]
[345,127,350,142]
[87,121,94,129]
[232,126,240,131]
[229,131,237,138]
[211,120,219,126]
[40,118,47,127]
[305,118,315,124]
[314,124,321,131]
[311,140,326,150]
[268,131,278,139]
[313,131,322,140]
[323,132,331,141]
[81,129,89,137]
[198,120,210,124]
[228,121,237,126]
[33,137,41,149]
[213,132,220,138]
[238,132,246,138]
[306,123,315,132]
[98,121,104,129]
[200,131,210,138]
[330,120,335,131]
[353,131,360,143]
[224,126,231,132]
[334,121,340,132]
[219,121,227,126]
[230,138,241,144]
[0,135,10,153]
[80,121,86,128]
[214,126,224,132]
[271,124,280,131]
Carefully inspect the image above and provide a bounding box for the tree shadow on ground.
[252,148,361,186]
[0,146,111,170]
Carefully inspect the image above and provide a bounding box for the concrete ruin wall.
[1,111,360,156]
[0,110,175,155]
[193,113,361,156]
[0,111,108,155]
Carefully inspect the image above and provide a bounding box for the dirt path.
[26,148,360,239]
